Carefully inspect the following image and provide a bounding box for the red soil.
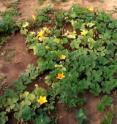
[0,33,36,91]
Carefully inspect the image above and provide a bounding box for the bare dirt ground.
[0,0,117,18]
[17,0,117,19]
[84,94,103,124]
[0,0,117,124]
[1,0,116,19]
[56,103,77,124]
[18,0,40,19]
[0,33,36,91]
[0,2,7,12]
[0,0,17,12]
[112,92,117,124]
[18,0,53,19]
[57,93,117,124]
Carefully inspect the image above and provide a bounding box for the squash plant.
[0,1,18,47]
[0,5,117,124]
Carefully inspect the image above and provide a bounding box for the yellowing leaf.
[64,31,77,39]
[59,54,66,60]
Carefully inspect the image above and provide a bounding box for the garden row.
[0,5,117,124]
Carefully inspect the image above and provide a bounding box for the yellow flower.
[37,96,47,105]
[88,7,94,12]
[37,30,44,37]
[32,15,36,21]
[81,29,88,36]
[56,73,65,80]
[36,27,50,41]
[37,30,45,41]
[59,54,66,60]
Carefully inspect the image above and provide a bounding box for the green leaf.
[34,114,51,124]
[75,109,87,124]
[101,108,113,124]
[0,112,8,124]
[97,95,112,112]
[21,106,33,121]
[70,38,81,49]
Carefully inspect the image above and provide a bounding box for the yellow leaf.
[59,54,66,60]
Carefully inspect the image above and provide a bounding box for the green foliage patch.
[0,5,117,124]
[0,0,18,47]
